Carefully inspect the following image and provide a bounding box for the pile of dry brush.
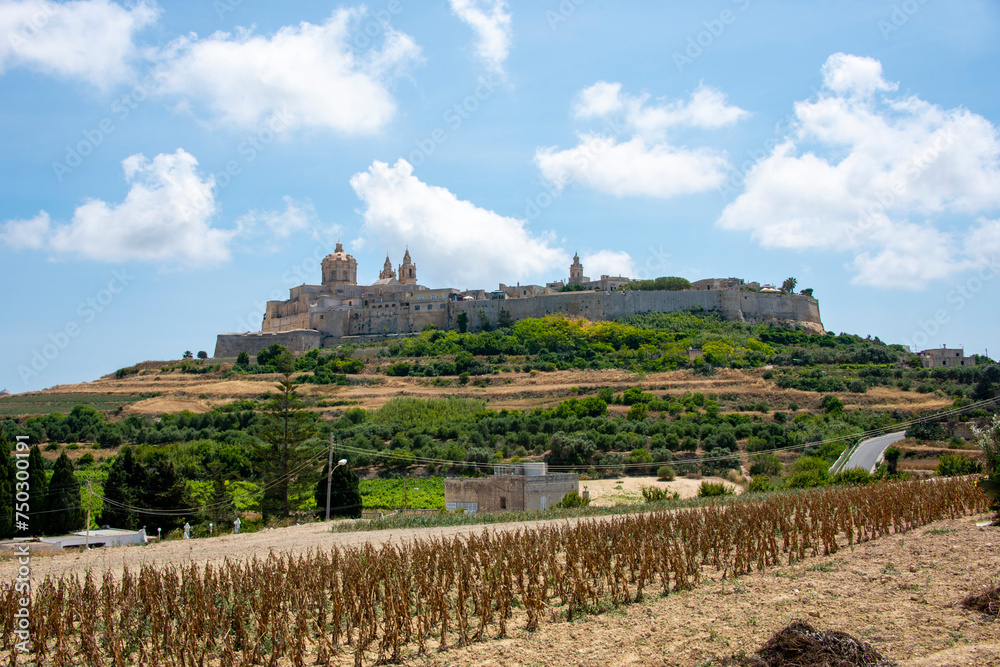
[0,476,988,667]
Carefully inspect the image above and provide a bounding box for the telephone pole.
[325,433,334,521]
[85,477,92,550]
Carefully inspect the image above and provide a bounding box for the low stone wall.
[213,329,323,358]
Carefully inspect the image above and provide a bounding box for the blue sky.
[2,0,999,393]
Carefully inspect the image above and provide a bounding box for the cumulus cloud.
[537,81,747,198]
[580,249,636,279]
[155,8,421,133]
[0,0,158,88]
[717,52,1000,289]
[0,211,50,250]
[1,149,237,266]
[449,0,511,77]
[236,196,317,240]
[351,159,574,287]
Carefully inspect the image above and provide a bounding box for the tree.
[100,446,147,530]
[44,452,84,535]
[477,310,492,332]
[497,309,514,329]
[197,351,208,359]
[0,436,14,539]
[26,445,47,536]
[781,277,797,294]
[800,288,814,297]
[183,351,193,359]
[235,351,250,367]
[143,452,192,532]
[456,312,469,334]
[883,446,902,476]
[314,462,362,519]
[257,378,317,519]
[205,461,236,526]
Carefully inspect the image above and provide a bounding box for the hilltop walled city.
[215,243,824,357]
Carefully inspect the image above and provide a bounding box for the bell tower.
[379,254,396,281]
[569,252,585,284]
[398,248,417,285]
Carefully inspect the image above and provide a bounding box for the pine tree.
[257,377,316,520]
[142,452,191,532]
[0,436,14,539]
[26,445,48,536]
[314,462,362,519]
[44,452,84,535]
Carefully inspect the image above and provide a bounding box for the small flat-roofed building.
[918,347,977,368]
[445,463,578,514]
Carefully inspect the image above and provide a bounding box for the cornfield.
[0,477,988,666]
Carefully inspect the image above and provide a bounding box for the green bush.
[555,490,591,508]
[656,464,676,481]
[748,453,782,477]
[747,476,774,493]
[936,453,982,477]
[641,486,679,502]
[785,469,828,488]
[697,481,732,497]
[832,467,872,486]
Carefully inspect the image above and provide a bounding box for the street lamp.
[325,458,348,521]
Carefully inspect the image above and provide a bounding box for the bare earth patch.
[583,475,741,506]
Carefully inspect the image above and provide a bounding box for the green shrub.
[641,486,679,502]
[936,453,982,477]
[749,453,782,477]
[554,490,591,508]
[747,476,773,493]
[697,481,732,497]
[832,467,872,486]
[656,464,676,481]
[785,469,828,488]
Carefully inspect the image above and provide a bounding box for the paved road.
[840,431,906,473]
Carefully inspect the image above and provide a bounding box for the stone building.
[691,277,761,291]
[918,347,977,369]
[214,243,824,357]
[444,463,578,514]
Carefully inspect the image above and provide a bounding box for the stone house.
[444,463,578,514]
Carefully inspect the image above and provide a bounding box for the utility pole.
[85,477,92,550]
[403,477,407,513]
[325,433,334,522]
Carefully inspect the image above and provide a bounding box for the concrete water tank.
[523,462,547,476]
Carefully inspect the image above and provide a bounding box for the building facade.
[918,347,977,368]
[444,463,578,514]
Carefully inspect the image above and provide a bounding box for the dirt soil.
[3,512,997,666]
[583,475,741,506]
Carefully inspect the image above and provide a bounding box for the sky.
[2,0,999,393]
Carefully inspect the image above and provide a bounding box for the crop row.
[0,477,988,666]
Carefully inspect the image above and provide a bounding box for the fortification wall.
[721,291,823,331]
[213,329,323,358]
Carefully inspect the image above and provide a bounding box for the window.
[500,497,506,510]
[445,502,478,514]
[414,305,420,310]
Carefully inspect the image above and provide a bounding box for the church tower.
[321,242,358,287]
[569,252,585,284]
[379,254,396,281]
[398,248,417,285]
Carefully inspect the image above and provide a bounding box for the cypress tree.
[142,452,191,532]
[0,436,13,539]
[314,462,362,519]
[44,452,84,535]
[99,446,147,530]
[26,445,48,536]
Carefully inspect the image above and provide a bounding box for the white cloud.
[580,249,635,279]
[236,196,317,239]
[18,149,232,266]
[0,0,158,88]
[350,159,569,287]
[448,0,511,77]
[155,8,421,133]
[536,135,730,198]
[0,211,50,250]
[537,82,746,198]
[718,52,1000,290]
